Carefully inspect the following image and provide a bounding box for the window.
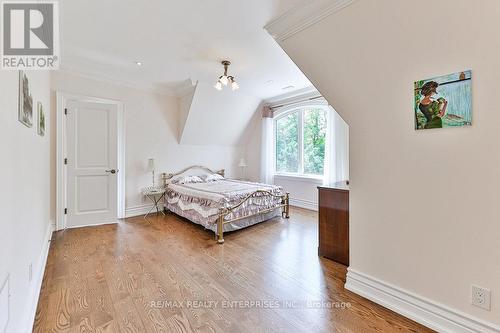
[275,111,299,173]
[275,106,327,177]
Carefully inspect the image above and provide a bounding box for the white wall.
[0,70,52,333]
[50,71,245,215]
[243,102,264,182]
[274,0,500,326]
[274,176,321,210]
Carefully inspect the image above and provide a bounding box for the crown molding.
[264,0,356,42]
[56,66,178,97]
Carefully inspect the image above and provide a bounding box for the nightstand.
[142,186,166,219]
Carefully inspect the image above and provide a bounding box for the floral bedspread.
[165,179,284,228]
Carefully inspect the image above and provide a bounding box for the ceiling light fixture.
[134,61,143,66]
[214,60,239,91]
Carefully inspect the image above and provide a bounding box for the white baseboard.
[345,268,500,333]
[290,198,317,211]
[125,203,163,218]
[24,222,53,333]
[65,220,118,229]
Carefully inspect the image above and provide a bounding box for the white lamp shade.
[231,81,239,91]
[238,158,247,167]
[147,158,156,172]
[220,75,229,86]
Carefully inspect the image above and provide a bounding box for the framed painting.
[414,70,472,130]
[18,71,33,128]
[37,102,45,136]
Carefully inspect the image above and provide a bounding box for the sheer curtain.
[324,106,349,186]
[260,105,274,184]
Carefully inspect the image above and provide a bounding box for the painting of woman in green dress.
[414,71,472,130]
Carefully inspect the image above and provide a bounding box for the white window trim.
[273,99,329,180]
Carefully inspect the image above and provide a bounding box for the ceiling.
[59,0,312,99]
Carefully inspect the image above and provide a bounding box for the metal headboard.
[161,165,225,182]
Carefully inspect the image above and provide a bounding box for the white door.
[66,100,119,228]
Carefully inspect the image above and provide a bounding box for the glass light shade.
[147,158,156,172]
[220,75,229,86]
[231,80,239,91]
[214,81,223,90]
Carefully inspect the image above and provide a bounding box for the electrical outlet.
[471,284,491,310]
[28,263,33,282]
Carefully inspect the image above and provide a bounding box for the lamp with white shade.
[147,158,156,186]
[238,158,247,180]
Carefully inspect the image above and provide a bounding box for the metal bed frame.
[161,166,290,244]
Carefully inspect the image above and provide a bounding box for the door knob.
[105,169,117,174]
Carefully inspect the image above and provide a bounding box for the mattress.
[165,179,284,233]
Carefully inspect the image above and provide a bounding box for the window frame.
[273,100,329,180]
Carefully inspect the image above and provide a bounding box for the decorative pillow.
[202,173,224,182]
[171,175,204,184]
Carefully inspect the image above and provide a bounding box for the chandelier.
[214,60,239,91]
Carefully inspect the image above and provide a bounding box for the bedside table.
[142,186,166,219]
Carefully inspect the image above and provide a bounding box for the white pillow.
[203,173,224,182]
[171,175,203,184]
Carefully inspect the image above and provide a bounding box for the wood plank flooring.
[33,207,434,332]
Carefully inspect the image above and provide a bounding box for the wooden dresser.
[317,182,349,266]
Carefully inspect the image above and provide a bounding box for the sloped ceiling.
[59,0,313,147]
[60,0,311,99]
[177,80,197,141]
[179,82,261,146]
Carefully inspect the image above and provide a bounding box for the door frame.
[56,91,126,231]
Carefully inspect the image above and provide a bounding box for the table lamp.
[238,158,247,180]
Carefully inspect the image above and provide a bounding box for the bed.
[161,166,289,244]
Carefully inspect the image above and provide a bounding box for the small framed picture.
[37,102,45,136]
[414,70,472,130]
[18,71,34,128]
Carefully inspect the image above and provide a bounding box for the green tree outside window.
[275,107,327,176]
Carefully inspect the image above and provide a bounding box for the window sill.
[274,174,324,184]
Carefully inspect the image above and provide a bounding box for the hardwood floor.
[33,207,433,333]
